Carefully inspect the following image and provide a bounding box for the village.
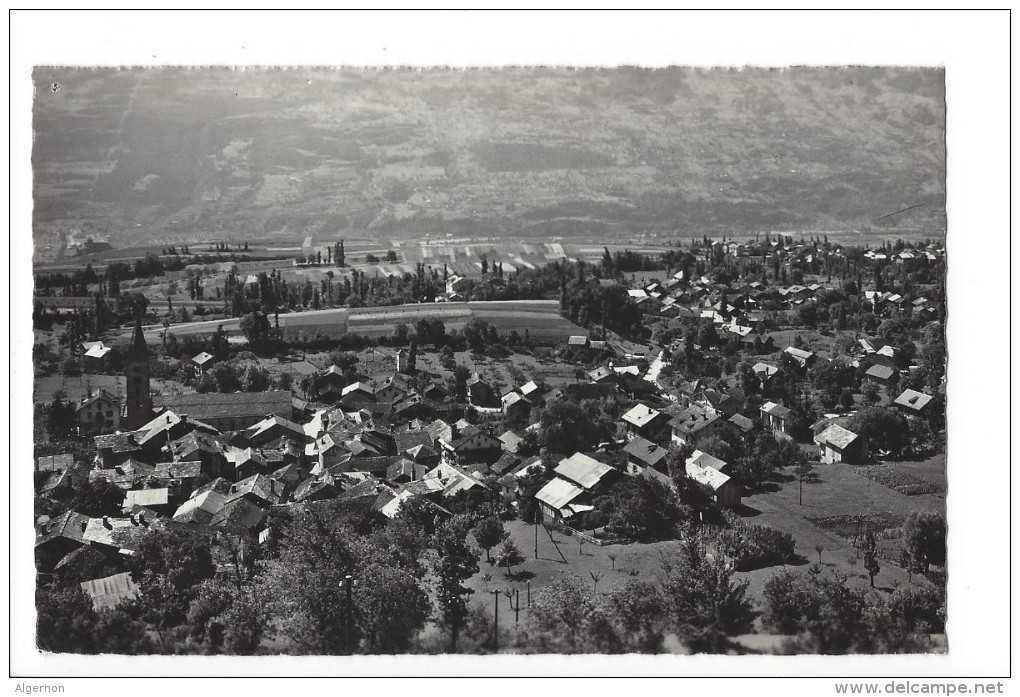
[33,233,948,655]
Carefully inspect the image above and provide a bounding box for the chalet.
[621,404,669,442]
[76,389,121,435]
[497,430,525,454]
[670,404,736,446]
[760,401,793,436]
[567,335,590,348]
[535,452,615,522]
[35,510,90,571]
[191,352,215,375]
[501,391,529,419]
[467,375,499,409]
[82,341,113,371]
[814,424,865,464]
[688,449,732,476]
[225,473,286,507]
[243,414,308,448]
[437,423,502,466]
[623,436,668,476]
[752,362,780,387]
[893,388,933,416]
[173,490,228,525]
[864,363,897,385]
[783,346,817,369]
[727,413,755,435]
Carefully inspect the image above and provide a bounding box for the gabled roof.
[622,436,668,468]
[686,461,732,492]
[535,477,585,511]
[761,401,793,420]
[728,413,755,432]
[498,430,525,454]
[688,449,727,472]
[555,452,614,490]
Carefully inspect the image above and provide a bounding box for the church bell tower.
[124,318,152,428]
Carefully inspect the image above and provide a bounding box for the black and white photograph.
[8,9,1012,692]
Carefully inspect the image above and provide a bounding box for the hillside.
[32,67,946,249]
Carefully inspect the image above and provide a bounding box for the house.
[727,413,755,435]
[670,405,736,446]
[752,362,780,387]
[864,363,896,385]
[688,449,732,476]
[153,391,294,431]
[243,414,308,448]
[501,391,530,419]
[814,424,865,464]
[122,488,172,515]
[437,422,502,466]
[893,388,933,416]
[623,436,668,476]
[497,430,525,454]
[534,477,590,522]
[760,401,793,436]
[467,375,499,409]
[554,452,617,492]
[75,389,122,434]
[642,456,741,509]
[191,352,215,375]
[783,346,817,368]
[173,490,228,525]
[621,404,669,442]
[35,510,90,571]
[82,341,113,371]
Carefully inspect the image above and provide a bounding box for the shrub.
[717,517,797,571]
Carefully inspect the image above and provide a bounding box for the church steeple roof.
[129,318,149,358]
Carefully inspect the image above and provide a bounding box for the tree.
[494,538,525,578]
[539,400,602,454]
[660,534,756,652]
[35,582,101,654]
[794,458,815,506]
[860,526,881,588]
[431,514,481,652]
[761,570,867,654]
[71,478,125,518]
[850,406,910,457]
[131,529,216,640]
[472,514,508,563]
[256,503,429,654]
[902,512,946,573]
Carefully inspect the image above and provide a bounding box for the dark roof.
[154,391,294,421]
[623,436,668,468]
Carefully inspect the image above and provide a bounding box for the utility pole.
[534,511,539,559]
[343,574,354,654]
[490,589,500,652]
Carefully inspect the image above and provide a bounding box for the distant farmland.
[131,300,583,345]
